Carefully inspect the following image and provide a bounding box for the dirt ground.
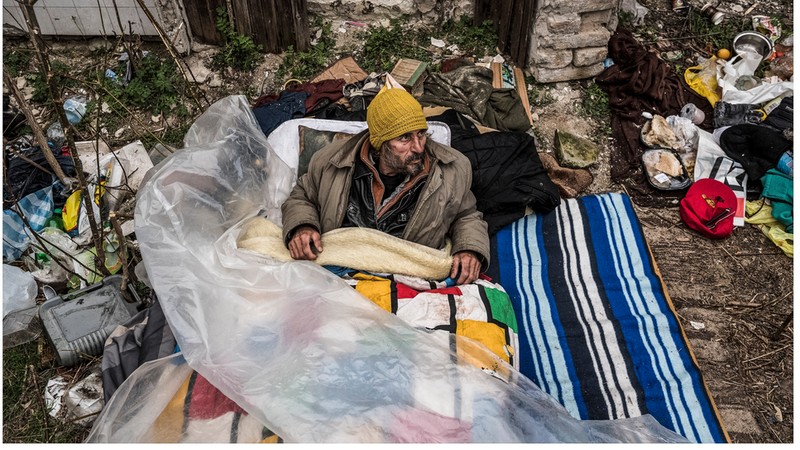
[2,0,794,444]
[531,0,794,442]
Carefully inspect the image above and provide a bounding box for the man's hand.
[288,226,323,260]
[451,251,481,285]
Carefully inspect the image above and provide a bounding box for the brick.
[547,13,581,34]
[533,62,605,83]
[541,0,616,13]
[573,46,608,67]
[535,46,573,69]
[581,9,614,32]
[541,28,611,50]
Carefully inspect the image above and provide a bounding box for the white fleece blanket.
[237,217,454,280]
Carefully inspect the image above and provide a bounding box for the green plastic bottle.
[49,208,64,230]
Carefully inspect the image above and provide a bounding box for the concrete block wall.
[529,0,618,82]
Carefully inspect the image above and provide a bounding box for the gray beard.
[378,145,423,176]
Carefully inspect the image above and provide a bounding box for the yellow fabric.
[62,189,83,233]
[456,319,510,364]
[684,56,721,107]
[147,373,192,442]
[366,88,428,149]
[353,273,395,313]
[745,200,793,257]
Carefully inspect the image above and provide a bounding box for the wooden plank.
[182,0,224,45]
[473,0,492,26]
[514,67,533,125]
[225,0,310,54]
[509,0,526,64]
[490,62,504,89]
[516,0,534,67]
[496,0,511,53]
[292,0,310,52]
[230,0,253,42]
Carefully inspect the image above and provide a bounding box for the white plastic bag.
[3,264,37,316]
[3,264,42,348]
[717,52,793,104]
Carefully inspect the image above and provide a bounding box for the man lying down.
[281,87,489,285]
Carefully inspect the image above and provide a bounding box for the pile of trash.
[598,17,793,254]
[3,91,162,428]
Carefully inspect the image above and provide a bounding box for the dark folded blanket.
[596,28,714,207]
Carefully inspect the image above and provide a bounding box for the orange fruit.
[717,48,732,60]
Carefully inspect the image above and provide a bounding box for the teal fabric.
[761,168,793,232]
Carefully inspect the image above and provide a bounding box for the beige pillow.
[297,126,354,177]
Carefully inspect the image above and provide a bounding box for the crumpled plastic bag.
[717,52,793,104]
[45,370,105,427]
[87,95,688,443]
[3,264,37,316]
[2,264,42,348]
[684,56,722,107]
[620,0,649,26]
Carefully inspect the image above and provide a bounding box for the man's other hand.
[288,226,323,260]
[451,251,481,285]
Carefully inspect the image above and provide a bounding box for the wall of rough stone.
[529,0,619,83]
[305,0,618,82]
[306,0,472,26]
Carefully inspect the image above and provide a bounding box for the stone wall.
[529,0,619,83]
[305,0,618,82]
[307,0,472,25]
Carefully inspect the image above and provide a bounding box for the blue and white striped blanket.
[487,192,728,443]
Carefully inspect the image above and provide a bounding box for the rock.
[15,77,26,90]
[208,74,223,88]
[554,130,599,168]
[186,57,211,84]
[151,114,161,123]
[431,37,446,48]
[114,127,126,138]
[101,102,111,113]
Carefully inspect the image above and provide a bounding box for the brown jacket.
[281,130,490,269]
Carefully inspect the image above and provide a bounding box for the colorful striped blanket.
[150,272,521,443]
[486,193,729,443]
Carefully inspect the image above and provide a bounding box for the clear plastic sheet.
[88,95,687,443]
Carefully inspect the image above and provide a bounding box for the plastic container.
[642,148,692,191]
[39,275,141,366]
[680,103,705,125]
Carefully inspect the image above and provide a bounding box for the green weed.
[3,48,32,77]
[580,82,612,137]
[101,53,190,117]
[358,17,431,73]
[212,6,264,72]
[526,76,556,108]
[28,60,74,104]
[688,11,748,50]
[276,18,337,81]
[3,342,90,443]
[618,10,635,29]
[440,16,498,58]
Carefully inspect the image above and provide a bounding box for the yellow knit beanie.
[366,88,428,149]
